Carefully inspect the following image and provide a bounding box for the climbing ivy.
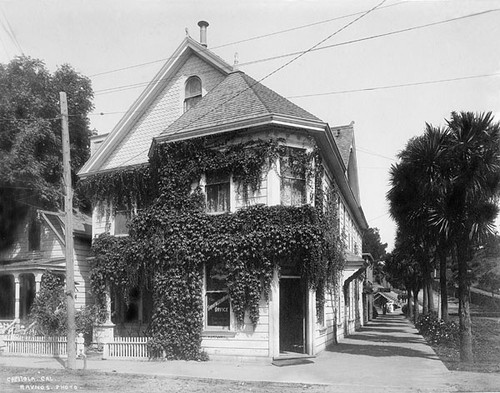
[87,136,345,360]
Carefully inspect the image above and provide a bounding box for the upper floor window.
[114,204,132,236]
[206,172,230,213]
[184,76,202,112]
[28,216,41,251]
[280,147,306,207]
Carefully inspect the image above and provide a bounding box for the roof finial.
[233,52,239,70]
[185,27,190,37]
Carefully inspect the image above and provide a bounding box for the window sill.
[202,330,237,338]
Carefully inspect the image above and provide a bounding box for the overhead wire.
[89,1,405,78]
[287,72,500,99]
[112,0,388,169]
[92,8,500,97]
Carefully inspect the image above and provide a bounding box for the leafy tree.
[0,56,94,249]
[441,112,500,362]
[388,112,500,363]
[387,126,447,315]
[362,227,388,261]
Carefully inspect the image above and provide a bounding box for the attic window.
[184,76,202,112]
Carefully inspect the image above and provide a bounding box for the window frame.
[113,202,140,236]
[205,172,231,214]
[184,76,202,113]
[280,147,307,207]
[203,263,234,331]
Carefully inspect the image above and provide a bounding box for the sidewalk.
[1,312,498,392]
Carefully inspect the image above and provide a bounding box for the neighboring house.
[0,209,92,328]
[79,22,368,359]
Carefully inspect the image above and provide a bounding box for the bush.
[401,304,408,315]
[29,271,104,341]
[415,314,459,345]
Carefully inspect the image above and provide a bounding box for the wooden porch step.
[272,353,316,367]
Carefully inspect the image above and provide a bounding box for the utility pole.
[60,92,76,369]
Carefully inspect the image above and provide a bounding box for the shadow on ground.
[328,342,441,360]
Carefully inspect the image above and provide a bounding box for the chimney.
[198,21,209,47]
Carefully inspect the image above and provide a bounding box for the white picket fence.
[1,335,68,357]
[0,333,151,359]
[103,336,150,359]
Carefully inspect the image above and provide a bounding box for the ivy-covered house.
[78,22,368,361]
[0,209,92,330]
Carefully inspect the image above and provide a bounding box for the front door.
[279,277,306,354]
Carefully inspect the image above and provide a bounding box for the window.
[205,263,230,329]
[114,204,132,235]
[205,172,230,213]
[28,216,41,251]
[184,76,202,112]
[280,148,306,206]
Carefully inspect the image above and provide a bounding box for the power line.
[89,69,500,119]
[93,8,499,97]
[288,72,500,98]
[89,1,405,78]
[239,8,500,67]
[357,147,396,162]
[113,0,388,169]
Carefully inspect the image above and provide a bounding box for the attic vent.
[198,21,209,47]
[336,129,341,137]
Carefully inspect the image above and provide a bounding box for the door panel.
[279,277,305,354]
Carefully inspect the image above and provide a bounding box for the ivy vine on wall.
[84,136,345,360]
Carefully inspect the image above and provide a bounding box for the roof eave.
[79,37,233,177]
[152,114,326,147]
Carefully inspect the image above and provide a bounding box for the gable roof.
[79,36,233,177]
[155,71,324,143]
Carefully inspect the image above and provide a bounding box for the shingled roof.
[159,70,323,139]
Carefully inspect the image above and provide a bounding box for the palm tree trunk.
[427,281,435,313]
[423,282,428,315]
[412,288,419,322]
[439,249,449,321]
[407,289,412,319]
[457,242,473,363]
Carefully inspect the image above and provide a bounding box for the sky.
[1,0,499,251]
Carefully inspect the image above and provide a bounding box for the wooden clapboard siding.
[203,347,270,358]
[0,216,64,262]
[201,303,270,357]
[73,237,92,308]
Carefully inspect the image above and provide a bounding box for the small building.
[79,22,368,360]
[0,209,92,329]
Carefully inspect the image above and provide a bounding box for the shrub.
[415,314,459,345]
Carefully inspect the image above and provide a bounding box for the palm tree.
[438,112,500,362]
[388,125,449,315]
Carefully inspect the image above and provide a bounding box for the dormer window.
[184,76,202,112]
